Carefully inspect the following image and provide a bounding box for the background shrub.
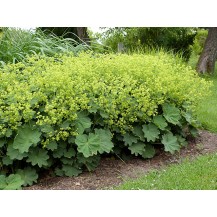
[190,28,208,56]
[99,27,196,60]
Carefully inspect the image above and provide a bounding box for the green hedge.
[0,52,211,189]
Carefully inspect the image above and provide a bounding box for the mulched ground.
[25,130,217,190]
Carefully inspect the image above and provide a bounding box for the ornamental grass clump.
[0,52,211,189]
[0,28,88,66]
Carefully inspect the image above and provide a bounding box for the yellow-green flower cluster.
[0,52,211,138]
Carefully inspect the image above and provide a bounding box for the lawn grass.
[115,153,217,190]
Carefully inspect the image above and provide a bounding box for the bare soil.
[25,130,217,190]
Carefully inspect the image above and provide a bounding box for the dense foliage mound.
[0,52,211,189]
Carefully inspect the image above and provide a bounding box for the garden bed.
[25,130,217,190]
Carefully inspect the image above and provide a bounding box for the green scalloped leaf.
[68,136,75,144]
[54,167,64,177]
[75,133,100,158]
[0,175,7,189]
[123,132,138,146]
[0,139,5,148]
[142,123,160,142]
[60,120,71,129]
[177,135,188,147]
[153,115,168,130]
[46,141,58,151]
[52,142,67,158]
[64,147,76,158]
[161,133,180,154]
[4,174,24,190]
[60,157,75,165]
[62,165,82,177]
[2,156,13,165]
[163,103,181,125]
[74,112,92,134]
[95,129,114,154]
[27,148,49,167]
[142,144,155,159]
[13,125,41,153]
[5,129,12,138]
[40,124,55,135]
[7,143,28,160]
[16,167,38,187]
[99,110,109,119]
[132,126,145,141]
[77,153,100,171]
[128,142,145,156]
[189,126,198,137]
[182,111,192,124]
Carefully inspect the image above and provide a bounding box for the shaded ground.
[25,130,217,190]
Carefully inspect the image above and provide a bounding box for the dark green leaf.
[132,126,145,141]
[88,101,99,113]
[189,126,198,137]
[74,112,92,134]
[27,148,49,167]
[60,157,75,165]
[77,153,100,171]
[7,143,28,160]
[2,156,13,165]
[5,129,12,138]
[95,129,114,154]
[128,142,145,156]
[40,124,54,135]
[52,142,67,158]
[163,103,181,125]
[142,123,160,142]
[75,133,101,158]
[46,141,58,151]
[68,136,75,144]
[0,175,7,189]
[16,167,38,186]
[153,115,168,130]
[177,135,188,147]
[0,139,5,148]
[60,120,71,129]
[123,132,138,146]
[64,147,76,158]
[55,167,64,176]
[4,174,24,190]
[161,133,180,154]
[99,110,109,118]
[182,111,192,124]
[62,165,82,177]
[141,144,155,159]
[13,125,41,153]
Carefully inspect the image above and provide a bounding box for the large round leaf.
[142,144,155,159]
[128,142,145,156]
[153,115,168,130]
[27,147,49,167]
[95,129,114,154]
[16,167,38,187]
[13,125,41,153]
[4,174,24,190]
[75,133,101,158]
[162,103,181,125]
[161,133,180,154]
[142,123,160,142]
[74,112,92,134]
